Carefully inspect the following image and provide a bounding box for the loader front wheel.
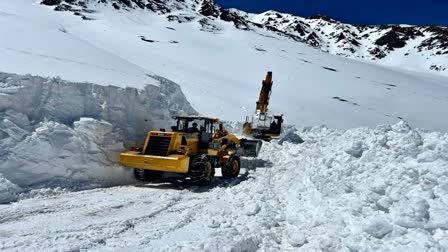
[134,169,163,181]
[222,155,240,179]
[190,155,215,185]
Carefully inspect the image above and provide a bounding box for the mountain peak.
[307,14,337,23]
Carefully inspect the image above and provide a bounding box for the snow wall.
[0,72,197,203]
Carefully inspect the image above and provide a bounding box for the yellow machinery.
[243,71,283,141]
[120,116,262,184]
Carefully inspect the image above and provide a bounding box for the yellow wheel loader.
[119,116,262,185]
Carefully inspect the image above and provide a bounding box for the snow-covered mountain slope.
[1,0,448,131]
[38,0,448,76]
[2,122,448,251]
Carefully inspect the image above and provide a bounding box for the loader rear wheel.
[222,155,240,179]
[133,169,163,181]
[190,155,215,185]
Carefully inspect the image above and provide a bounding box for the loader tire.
[134,169,163,181]
[190,155,215,185]
[222,155,240,179]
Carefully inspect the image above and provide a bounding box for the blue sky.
[214,0,448,26]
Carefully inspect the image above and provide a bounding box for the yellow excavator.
[119,116,262,184]
[243,71,283,141]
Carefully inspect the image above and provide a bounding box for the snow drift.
[0,72,196,202]
[266,121,448,251]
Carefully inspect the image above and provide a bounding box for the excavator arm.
[256,71,273,113]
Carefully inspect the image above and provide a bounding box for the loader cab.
[171,116,218,133]
[171,116,220,149]
[171,118,201,133]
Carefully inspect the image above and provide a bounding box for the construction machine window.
[171,118,215,133]
[187,120,202,132]
[253,115,274,130]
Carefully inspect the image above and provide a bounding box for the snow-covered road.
[2,122,448,251]
[0,166,285,252]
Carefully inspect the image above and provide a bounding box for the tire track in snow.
[2,161,289,251]
[72,195,185,251]
[99,166,287,251]
[109,196,211,250]
[0,187,184,251]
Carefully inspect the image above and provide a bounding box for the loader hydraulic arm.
[256,71,273,113]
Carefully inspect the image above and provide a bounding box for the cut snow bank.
[1,118,132,188]
[0,72,196,201]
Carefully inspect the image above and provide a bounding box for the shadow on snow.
[133,158,273,193]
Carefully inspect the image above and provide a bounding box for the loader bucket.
[239,139,263,157]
